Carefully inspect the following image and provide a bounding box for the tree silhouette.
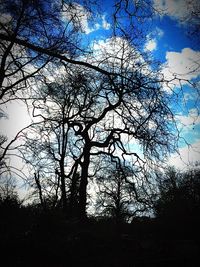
[154,166,200,219]
[95,161,151,223]
[20,51,177,220]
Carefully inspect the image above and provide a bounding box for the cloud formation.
[145,39,157,51]
[153,0,200,24]
[102,15,111,30]
[168,140,200,169]
[62,3,110,34]
[144,27,164,52]
[90,36,153,78]
[177,108,200,127]
[175,108,200,145]
[162,48,200,89]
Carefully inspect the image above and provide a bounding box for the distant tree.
[95,161,151,223]
[20,71,85,216]
[0,110,8,171]
[0,174,16,199]
[0,174,21,212]
[154,166,200,219]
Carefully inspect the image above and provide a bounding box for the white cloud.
[176,108,200,127]
[91,37,146,68]
[145,39,157,51]
[161,48,200,90]
[150,27,164,39]
[175,108,200,141]
[168,140,200,169]
[62,4,110,34]
[153,0,200,24]
[166,48,200,78]
[89,36,157,82]
[155,27,164,38]
[102,15,111,30]
[0,101,31,140]
[94,23,101,31]
[144,27,164,52]
[62,3,95,34]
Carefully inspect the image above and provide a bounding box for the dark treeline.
[1,167,200,266]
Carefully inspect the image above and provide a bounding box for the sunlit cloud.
[62,3,110,34]
[176,108,200,127]
[102,14,111,30]
[153,0,200,24]
[0,101,31,140]
[90,37,149,74]
[61,3,95,34]
[168,139,200,169]
[175,108,200,139]
[145,39,157,51]
[144,27,164,52]
[149,27,164,40]
[166,48,200,79]
[161,48,200,90]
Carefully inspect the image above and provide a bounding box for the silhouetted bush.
[153,167,200,241]
[154,167,200,219]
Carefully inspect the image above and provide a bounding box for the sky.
[150,0,200,168]
[0,0,200,197]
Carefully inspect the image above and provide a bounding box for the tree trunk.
[34,171,44,208]
[78,146,90,220]
[60,160,67,213]
[69,164,79,218]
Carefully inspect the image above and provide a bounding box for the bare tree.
[21,43,177,220]
[95,161,151,223]
[154,166,200,219]
[19,71,84,214]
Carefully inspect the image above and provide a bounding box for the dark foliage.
[1,192,200,267]
[154,167,200,219]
